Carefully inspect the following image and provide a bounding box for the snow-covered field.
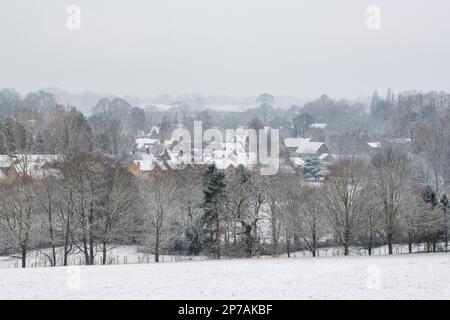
[1,253,450,299]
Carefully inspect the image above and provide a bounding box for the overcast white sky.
[1,0,449,99]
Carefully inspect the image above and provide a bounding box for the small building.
[284,138,329,158]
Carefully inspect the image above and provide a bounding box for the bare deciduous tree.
[372,148,412,254]
[140,172,178,263]
[320,159,368,256]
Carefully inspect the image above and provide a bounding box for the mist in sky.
[1,0,449,100]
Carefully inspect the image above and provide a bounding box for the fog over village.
[1,0,450,300]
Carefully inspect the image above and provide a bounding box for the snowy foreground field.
[1,253,450,299]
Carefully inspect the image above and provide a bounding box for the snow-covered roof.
[7,155,60,179]
[284,138,326,155]
[164,140,174,146]
[134,160,167,171]
[147,126,160,135]
[0,155,11,168]
[387,138,411,144]
[136,138,160,149]
[27,155,59,162]
[318,153,334,161]
[367,142,382,149]
[0,155,59,169]
[133,152,167,171]
[310,123,328,129]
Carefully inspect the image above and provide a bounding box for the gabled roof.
[136,138,160,149]
[318,153,334,161]
[148,126,160,135]
[284,138,326,155]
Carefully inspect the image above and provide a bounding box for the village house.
[0,154,60,181]
[283,138,331,169]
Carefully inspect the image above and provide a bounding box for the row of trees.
[198,148,450,259]
[0,145,449,268]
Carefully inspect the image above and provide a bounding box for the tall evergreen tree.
[421,185,441,252]
[202,164,226,259]
[422,185,438,207]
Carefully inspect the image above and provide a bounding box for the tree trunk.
[445,231,449,253]
[102,244,107,265]
[387,233,393,255]
[286,230,291,258]
[244,225,253,258]
[444,209,448,252]
[343,244,349,256]
[21,246,27,268]
[286,240,291,258]
[215,211,221,259]
[89,237,95,265]
[272,235,278,257]
[63,244,69,266]
[271,213,279,257]
[224,225,229,248]
[63,191,73,266]
[63,226,70,266]
[47,202,56,266]
[253,220,259,258]
[343,230,350,256]
[89,200,95,265]
[83,239,89,265]
[154,232,160,263]
[311,233,317,257]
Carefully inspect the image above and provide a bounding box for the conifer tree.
[202,164,226,259]
[303,158,322,181]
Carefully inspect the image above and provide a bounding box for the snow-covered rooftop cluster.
[132,127,261,172]
[310,123,328,129]
[0,154,60,180]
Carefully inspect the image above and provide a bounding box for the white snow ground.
[1,253,450,299]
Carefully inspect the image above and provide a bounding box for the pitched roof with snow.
[284,138,326,155]
[318,153,334,161]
